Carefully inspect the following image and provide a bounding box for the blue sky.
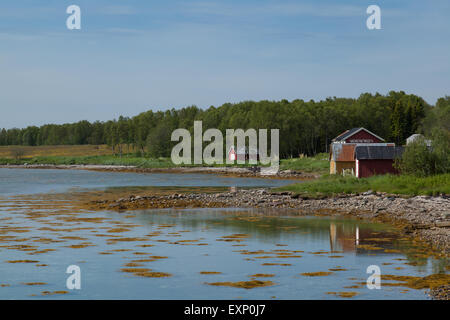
[1,0,449,128]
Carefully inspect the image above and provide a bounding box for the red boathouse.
[354,145,404,178]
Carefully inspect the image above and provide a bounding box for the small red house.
[332,128,385,144]
[354,145,404,178]
[236,146,259,162]
[228,146,236,161]
[330,128,392,175]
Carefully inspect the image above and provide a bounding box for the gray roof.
[333,128,361,142]
[236,146,259,154]
[355,146,404,160]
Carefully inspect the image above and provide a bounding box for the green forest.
[1,91,448,159]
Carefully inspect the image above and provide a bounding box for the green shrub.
[395,129,450,176]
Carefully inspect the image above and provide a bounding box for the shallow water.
[0,169,448,299]
[0,168,298,196]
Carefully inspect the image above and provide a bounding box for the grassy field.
[0,154,177,168]
[279,153,329,174]
[0,145,114,158]
[0,145,330,173]
[276,174,450,197]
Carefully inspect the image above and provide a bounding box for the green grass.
[0,144,330,174]
[279,153,329,174]
[0,155,272,169]
[0,155,176,168]
[276,173,450,198]
[0,153,329,174]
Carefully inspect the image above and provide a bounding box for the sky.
[0,0,449,129]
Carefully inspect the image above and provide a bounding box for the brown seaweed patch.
[65,243,95,249]
[33,238,64,244]
[356,245,383,251]
[343,285,362,289]
[261,263,291,266]
[133,271,172,278]
[59,236,88,240]
[384,249,401,253]
[380,274,450,290]
[309,251,329,255]
[239,250,267,255]
[326,291,359,298]
[131,259,157,263]
[301,272,333,277]
[58,217,107,223]
[28,249,56,255]
[200,271,222,275]
[41,291,69,296]
[403,261,421,266]
[120,268,152,273]
[6,260,39,263]
[107,237,148,243]
[249,274,274,278]
[218,234,250,242]
[364,237,392,242]
[206,280,275,289]
[4,244,38,251]
[145,255,167,259]
[22,282,47,286]
[107,228,131,233]
[123,262,145,267]
[329,268,348,272]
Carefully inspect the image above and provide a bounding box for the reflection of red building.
[329,223,394,253]
[329,223,360,252]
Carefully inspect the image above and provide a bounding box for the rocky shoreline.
[0,164,318,179]
[89,188,450,253]
[85,188,450,299]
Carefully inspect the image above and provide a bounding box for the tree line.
[0,91,438,159]
[396,96,450,176]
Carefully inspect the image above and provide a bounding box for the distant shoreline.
[0,163,318,180]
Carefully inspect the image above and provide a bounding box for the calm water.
[0,168,447,299]
[0,168,296,196]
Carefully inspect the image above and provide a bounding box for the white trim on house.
[356,159,360,178]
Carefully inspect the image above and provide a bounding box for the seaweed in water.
[206,280,275,289]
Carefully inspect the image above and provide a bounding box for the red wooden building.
[330,128,403,178]
[332,127,385,144]
[354,145,404,178]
